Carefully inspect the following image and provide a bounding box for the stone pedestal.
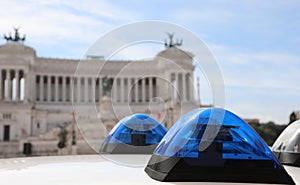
[58,148,68,155]
[70,145,78,155]
[99,96,117,132]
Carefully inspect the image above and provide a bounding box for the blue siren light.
[100,113,167,154]
[145,108,295,184]
[272,120,300,167]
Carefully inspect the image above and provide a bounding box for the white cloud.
[193,43,300,123]
[0,0,134,47]
[208,43,300,90]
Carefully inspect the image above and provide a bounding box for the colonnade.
[0,69,25,101]
[170,72,193,102]
[34,76,159,103]
[113,77,157,103]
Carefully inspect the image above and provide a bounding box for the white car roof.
[0,155,299,185]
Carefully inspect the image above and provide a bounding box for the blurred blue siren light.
[272,120,300,167]
[100,113,167,154]
[145,108,295,184]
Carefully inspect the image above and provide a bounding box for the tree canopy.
[248,121,287,146]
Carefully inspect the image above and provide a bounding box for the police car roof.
[0,155,299,185]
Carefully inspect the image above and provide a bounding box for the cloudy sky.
[0,0,299,124]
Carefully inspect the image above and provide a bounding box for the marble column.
[185,74,190,102]
[69,77,73,102]
[142,78,145,103]
[149,77,153,101]
[145,78,149,102]
[23,73,29,102]
[128,78,132,103]
[15,70,20,101]
[55,76,59,102]
[179,73,183,102]
[112,78,117,102]
[92,77,96,102]
[120,77,124,103]
[62,76,66,102]
[47,76,51,102]
[0,69,2,100]
[6,70,12,101]
[175,73,179,102]
[182,73,187,102]
[189,74,194,102]
[39,76,44,102]
[98,77,103,97]
[84,77,88,102]
[135,78,139,103]
[77,77,81,102]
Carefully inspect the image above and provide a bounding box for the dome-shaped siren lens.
[101,113,167,154]
[145,108,294,184]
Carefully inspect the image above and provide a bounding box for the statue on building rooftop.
[164,32,182,48]
[3,27,26,43]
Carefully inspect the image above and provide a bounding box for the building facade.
[0,36,199,157]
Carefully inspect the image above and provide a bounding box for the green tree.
[289,111,297,125]
[248,121,286,146]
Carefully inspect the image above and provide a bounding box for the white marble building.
[0,34,200,157]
